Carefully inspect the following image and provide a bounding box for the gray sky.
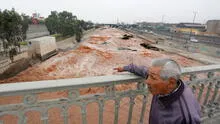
[1,0,219,24]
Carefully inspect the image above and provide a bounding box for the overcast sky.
[1,0,219,24]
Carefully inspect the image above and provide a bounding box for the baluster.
[98,100,104,124]
[105,85,115,96]
[127,96,135,124]
[203,82,213,105]
[203,72,215,117]
[18,112,26,124]
[22,94,37,124]
[61,106,68,124]
[206,72,214,104]
[137,80,148,124]
[207,108,215,118]
[114,99,120,124]
[190,74,197,81]
[139,95,148,124]
[192,85,197,94]
[41,109,48,124]
[81,104,87,124]
[137,81,146,90]
[218,92,220,103]
[217,81,220,103]
[207,72,214,79]
[211,80,220,103]
[198,83,205,103]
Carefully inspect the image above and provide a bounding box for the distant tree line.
[0,8,30,61]
[45,11,93,42]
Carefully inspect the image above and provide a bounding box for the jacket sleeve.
[181,85,201,124]
[123,63,148,79]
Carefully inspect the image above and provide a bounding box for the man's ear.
[168,77,177,89]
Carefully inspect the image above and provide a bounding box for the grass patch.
[19,41,27,46]
[52,34,72,42]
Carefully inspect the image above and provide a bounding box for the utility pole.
[190,12,197,38]
[192,12,197,23]
[186,11,197,52]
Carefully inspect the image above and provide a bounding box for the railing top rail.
[181,64,220,75]
[0,73,143,96]
[1,64,220,96]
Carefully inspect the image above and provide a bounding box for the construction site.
[0,27,206,83]
[0,27,219,124]
[1,0,220,122]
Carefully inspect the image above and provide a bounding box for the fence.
[0,64,219,124]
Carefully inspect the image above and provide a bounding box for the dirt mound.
[77,46,113,59]
[90,36,110,41]
[77,46,94,53]
[89,36,111,44]
[140,51,152,57]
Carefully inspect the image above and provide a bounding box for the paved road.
[153,44,220,64]
[124,28,220,64]
[154,30,220,46]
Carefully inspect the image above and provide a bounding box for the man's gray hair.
[151,58,182,80]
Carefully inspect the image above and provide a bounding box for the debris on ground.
[140,43,161,51]
[117,47,137,51]
[122,34,133,40]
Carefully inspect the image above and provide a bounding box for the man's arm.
[114,64,148,79]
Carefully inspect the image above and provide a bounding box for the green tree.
[80,20,93,30]
[75,20,83,42]
[45,11,94,42]
[21,14,31,40]
[1,9,22,45]
[0,10,3,39]
[86,21,94,30]
[0,9,29,59]
[45,11,59,34]
[45,11,77,36]
[58,11,77,36]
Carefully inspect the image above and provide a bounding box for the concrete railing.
[0,65,219,124]
[181,65,220,123]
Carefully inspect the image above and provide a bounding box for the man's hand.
[113,67,124,72]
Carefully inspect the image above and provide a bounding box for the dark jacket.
[123,64,201,124]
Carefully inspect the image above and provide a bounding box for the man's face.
[146,66,170,95]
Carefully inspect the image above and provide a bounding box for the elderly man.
[114,58,201,124]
